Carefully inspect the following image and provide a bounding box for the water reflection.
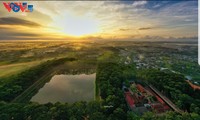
[31,74,95,104]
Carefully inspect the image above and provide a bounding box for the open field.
[0,57,67,79]
[0,61,40,78]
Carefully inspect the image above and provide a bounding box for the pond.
[31,73,96,104]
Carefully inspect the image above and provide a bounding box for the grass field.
[0,57,66,79]
[0,61,41,78]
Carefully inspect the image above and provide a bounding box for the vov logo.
[3,2,33,12]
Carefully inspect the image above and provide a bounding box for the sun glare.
[51,13,100,37]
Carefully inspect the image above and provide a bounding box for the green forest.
[0,60,200,119]
[137,69,200,113]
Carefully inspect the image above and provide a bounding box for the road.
[149,85,184,114]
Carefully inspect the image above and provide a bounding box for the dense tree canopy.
[137,69,200,113]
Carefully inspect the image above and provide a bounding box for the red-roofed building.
[155,95,165,104]
[163,105,170,110]
[151,103,165,113]
[124,83,170,114]
[137,84,146,93]
[125,92,135,108]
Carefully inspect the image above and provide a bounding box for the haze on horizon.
[0,0,198,41]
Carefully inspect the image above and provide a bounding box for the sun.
[51,13,100,37]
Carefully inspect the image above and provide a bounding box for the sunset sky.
[0,0,198,41]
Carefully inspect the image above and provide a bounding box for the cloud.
[0,17,41,27]
[152,4,161,8]
[119,28,130,31]
[0,1,197,40]
[0,33,40,40]
[25,10,53,25]
[0,27,41,40]
[157,1,197,19]
[138,27,153,30]
[132,1,147,7]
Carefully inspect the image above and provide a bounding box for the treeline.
[0,101,106,120]
[0,100,199,120]
[0,101,200,120]
[96,62,128,119]
[127,111,200,120]
[137,69,200,113]
[0,57,76,102]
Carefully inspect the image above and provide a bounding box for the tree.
[190,103,200,114]
[190,112,200,120]
[141,112,156,120]
[127,111,140,120]
[108,108,126,120]
[90,112,106,120]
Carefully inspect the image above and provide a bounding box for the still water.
[31,74,95,104]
